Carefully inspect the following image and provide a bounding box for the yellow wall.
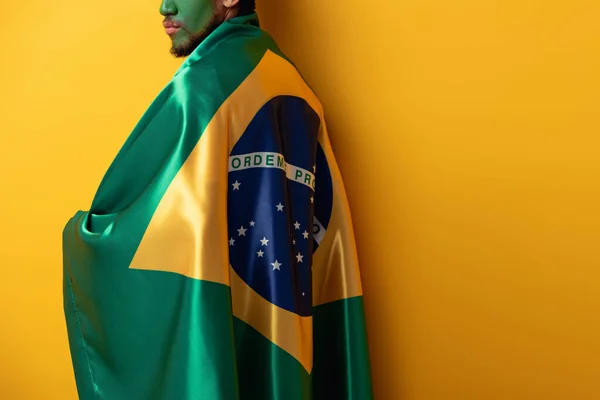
[1,0,599,398]
[258,1,600,398]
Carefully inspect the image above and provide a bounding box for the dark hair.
[239,0,256,15]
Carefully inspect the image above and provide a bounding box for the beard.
[170,12,224,58]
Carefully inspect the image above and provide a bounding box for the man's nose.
[159,0,178,17]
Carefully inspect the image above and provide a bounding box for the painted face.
[160,0,216,56]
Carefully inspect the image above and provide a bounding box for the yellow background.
[1,0,599,398]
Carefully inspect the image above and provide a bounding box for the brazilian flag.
[63,12,372,400]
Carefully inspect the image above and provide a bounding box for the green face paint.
[160,0,216,55]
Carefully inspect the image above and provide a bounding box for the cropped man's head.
[160,0,256,58]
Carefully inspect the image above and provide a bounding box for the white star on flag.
[271,260,282,271]
[302,230,309,239]
[229,238,235,246]
[232,180,241,190]
[276,203,284,212]
[260,237,269,246]
[292,239,296,245]
[294,221,301,230]
[249,220,255,227]
[310,196,314,203]
[296,253,304,263]
[257,249,264,258]
[237,226,247,236]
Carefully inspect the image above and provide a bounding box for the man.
[62,0,372,398]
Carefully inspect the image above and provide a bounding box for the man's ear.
[222,0,240,8]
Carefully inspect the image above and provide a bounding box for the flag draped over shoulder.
[62,12,372,400]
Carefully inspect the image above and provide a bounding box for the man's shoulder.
[173,31,276,95]
[173,31,321,117]
[182,30,278,78]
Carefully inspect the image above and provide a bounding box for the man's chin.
[170,45,190,58]
[170,38,195,58]
[170,34,205,58]
[168,15,223,58]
